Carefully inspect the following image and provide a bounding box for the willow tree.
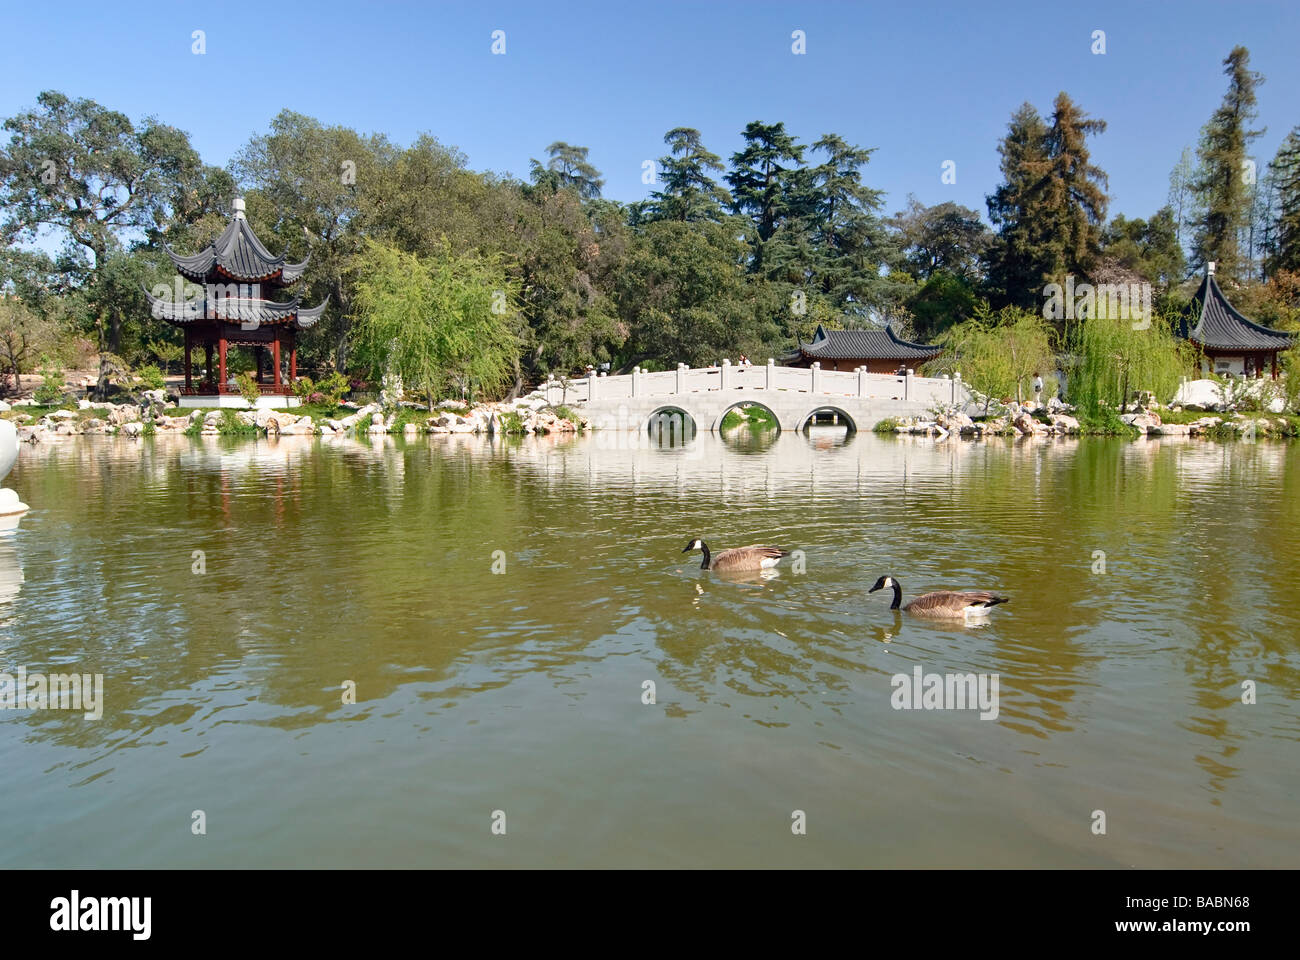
[349,239,520,408]
[1067,310,1190,415]
[935,305,1056,411]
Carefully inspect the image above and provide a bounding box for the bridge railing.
[543,359,968,407]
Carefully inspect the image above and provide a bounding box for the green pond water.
[1,428,1297,868]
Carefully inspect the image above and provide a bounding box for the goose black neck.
[890,581,902,610]
[699,543,711,570]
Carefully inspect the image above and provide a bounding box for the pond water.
[1,429,1297,868]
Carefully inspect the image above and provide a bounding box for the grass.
[722,404,778,431]
[498,410,525,435]
[872,417,900,434]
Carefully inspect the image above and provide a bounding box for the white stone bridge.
[542,359,972,433]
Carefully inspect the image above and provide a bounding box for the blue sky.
[2,0,1297,224]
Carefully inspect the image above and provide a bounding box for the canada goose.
[682,539,790,572]
[869,575,1008,619]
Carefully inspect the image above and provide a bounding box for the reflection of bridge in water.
[543,360,972,433]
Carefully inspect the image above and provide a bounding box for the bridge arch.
[797,405,858,434]
[645,405,697,438]
[712,400,782,435]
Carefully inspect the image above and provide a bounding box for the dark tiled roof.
[1185,273,1294,351]
[794,324,941,360]
[144,287,328,329]
[165,216,308,285]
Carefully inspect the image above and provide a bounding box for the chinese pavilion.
[783,323,942,374]
[145,198,327,406]
[1182,262,1294,379]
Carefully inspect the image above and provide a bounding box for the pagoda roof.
[165,210,308,285]
[788,324,941,362]
[144,287,327,329]
[1185,269,1294,351]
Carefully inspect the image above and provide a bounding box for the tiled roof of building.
[165,204,308,285]
[1185,270,1294,351]
[794,324,941,360]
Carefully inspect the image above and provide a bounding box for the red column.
[289,339,297,383]
[272,337,282,391]
[184,327,192,392]
[1273,353,1279,379]
[218,336,227,391]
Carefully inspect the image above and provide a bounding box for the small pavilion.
[146,198,327,407]
[784,323,942,374]
[1182,262,1294,379]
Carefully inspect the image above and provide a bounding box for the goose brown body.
[683,539,790,572]
[870,576,1008,618]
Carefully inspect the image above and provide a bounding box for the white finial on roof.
[1207,261,1216,277]
[232,197,246,220]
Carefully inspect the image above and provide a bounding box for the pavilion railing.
[181,382,294,396]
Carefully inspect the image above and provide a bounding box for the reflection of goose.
[682,539,790,572]
[869,575,1008,619]
[0,531,23,605]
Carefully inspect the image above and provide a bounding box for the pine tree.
[1043,92,1109,276]
[986,95,1108,308]
[727,121,805,270]
[536,142,604,200]
[1190,46,1265,281]
[1167,146,1196,254]
[985,103,1053,306]
[1267,126,1300,275]
[647,128,730,222]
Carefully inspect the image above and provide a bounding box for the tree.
[933,305,1056,411]
[1101,208,1186,289]
[615,219,771,368]
[233,110,398,369]
[1190,46,1265,282]
[1267,126,1300,276]
[647,127,730,222]
[349,239,520,408]
[890,196,991,281]
[985,103,1054,306]
[533,142,603,200]
[0,90,204,353]
[727,121,805,268]
[1167,146,1197,254]
[986,95,1109,308]
[511,187,626,387]
[1043,93,1109,276]
[0,296,57,393]
[1067,309,1190,416]
[906,271,984,340]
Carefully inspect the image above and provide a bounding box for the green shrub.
[136,364,166,391]
[498,410,524,434]
[235,371,261,407]
[34,360,63,405]
[315,371,349,406]
[873,417,901,433]
[1077,406,1138,436]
